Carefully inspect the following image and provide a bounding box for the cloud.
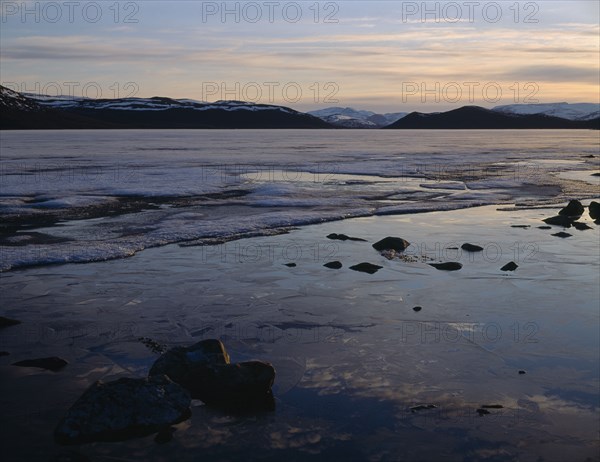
[498,65,600,84]
[1,8,597,109]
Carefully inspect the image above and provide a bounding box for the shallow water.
[1,204,598,462]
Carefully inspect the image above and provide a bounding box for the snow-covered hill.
[0,86,42,111]
[492,102,599,121]
[1,86,331,129]
[25,94,298,114]
[308,107,407,128]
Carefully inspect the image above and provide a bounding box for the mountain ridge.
[385,105,599,129]
[308,107,407,128]
[1,86,332,129]
[2,86,598,130]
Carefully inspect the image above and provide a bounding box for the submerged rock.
[558,199,584,217]
[54,376,191,444]
[543,215,573,228]
[429,262,462,271]
[284,263,297,267]
[412,306,422,312]
[349,262,383,274]
[588,201,600,221]
[326,233,366,242]
[149,339,275,411]
[500,261,518,271]
[552,232,572,238]
[476,408,491,416]
[13,356,68,372]
[461,243,483,252]
[372,237,410,252]
[323,261,343,269]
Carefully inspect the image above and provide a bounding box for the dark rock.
[552,232,572,238]
[500,261,518,271]
[372,237,410,252]
[326,233,366,242]
[591,172,600,176]
[13,356,68,372]
[558,199,584,217]
[284,263,296,267]
[54,376,191,444]
[481,404,504,409]
[476,408,491,416]
[149,339,275,411]
[511,225,530,229]
[410,404,437,412]
[186,361,275,410]
[461,243,483,252]
[349,262,383,274]
[572,222,593,231]
[323,261,342,269]
[518,370,526,375]
[429,262,462,271]
[537,226,552,230]
[0,351,9,356]
[412,306,422,312]
[149,339,230,384]
[543,215,573,228]
[154,427,175,444]
[589,201,600,220]
[0,316,21,328]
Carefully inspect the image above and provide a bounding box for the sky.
[1,0,599,112]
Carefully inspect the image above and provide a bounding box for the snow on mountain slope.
[309,107,377,119]
[492,102,599,121]
[0,86,42,111]
[25,94,298,114]
[317,113,378,128]
[308,107,407,128]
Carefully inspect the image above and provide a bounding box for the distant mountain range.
[1,86,598,130]
[492,102,599,121]
[0,86,330,129]
[385,106,599,129]
[307,107,407,128]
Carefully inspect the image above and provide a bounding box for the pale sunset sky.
[1,0,599,112]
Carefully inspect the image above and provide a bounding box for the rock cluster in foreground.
[55,339,275,444]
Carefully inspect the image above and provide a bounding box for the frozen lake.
[0,130,598,461]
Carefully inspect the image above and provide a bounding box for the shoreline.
[2,194,599,273]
